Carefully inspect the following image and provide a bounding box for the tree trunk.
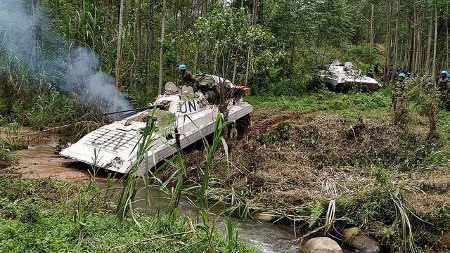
[245,0,258,86]
[390,0,399,84]
[289,43,294,88]
[115,0,124,89]
[426,10,432,74]
[384,0,392,83]
[202,0,208,16]
[369,3,374,68]
[158,0,166,95]
[213,46,219,75]
[447,3,449,70]
[415,12,422,76]
[232,49,238,84]
[135,0,142,88]
[428,103,437,139]
[411,6,416,75]
[146,4,155,94]
[432,7,437,78]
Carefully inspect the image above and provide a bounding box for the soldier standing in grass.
[392,73,407,110]
[392,73,408,124]
[437,70,449,109]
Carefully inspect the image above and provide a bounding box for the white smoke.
[0,0,134,119]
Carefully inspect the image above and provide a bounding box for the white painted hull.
[318,61,381,91]
[61,86,253,176]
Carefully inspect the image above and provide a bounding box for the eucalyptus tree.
[182,6,271,86]
[158,0,166,95]
[380,0,450,78]
[115,0,124,89]
[266,0,356,89]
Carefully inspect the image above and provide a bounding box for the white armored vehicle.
[60,75,253,176]
[317,60,381,92]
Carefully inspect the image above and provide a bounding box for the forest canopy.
[0,0,449,106]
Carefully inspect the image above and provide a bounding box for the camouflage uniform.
[392,78,407,110]
[180,69,197,88]
[437,75,449,105]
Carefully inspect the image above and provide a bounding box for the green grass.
[246,87,391,114]
[0,177,260,253]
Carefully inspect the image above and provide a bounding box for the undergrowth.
[0,176,260,253]
[215,85,450,252]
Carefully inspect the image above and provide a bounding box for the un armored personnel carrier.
[60,75,253,176]
[317,60,381,92]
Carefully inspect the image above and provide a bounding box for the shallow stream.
[7,129,299,252]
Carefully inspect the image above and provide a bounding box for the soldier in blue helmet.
[367,68,374,78]
[179,64,196,88]
[392,73,407,110]
[437,70,449,108]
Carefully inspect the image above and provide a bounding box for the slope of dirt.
[3,109,450,215]
[2,107,450,250]
[182,107,450,217]
[182,107,450,250]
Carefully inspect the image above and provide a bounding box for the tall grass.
[226,217,239,252]
[116,107,186,221]
[0,122,26,161]
[116,111,158,223]
[391,189,417,253]
[199,113,229,209]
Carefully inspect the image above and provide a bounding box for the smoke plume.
[0,0,134,119]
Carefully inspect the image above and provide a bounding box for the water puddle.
[4,127,91,181]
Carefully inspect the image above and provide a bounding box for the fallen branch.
[296,225,325,245]
[114,221,196,249]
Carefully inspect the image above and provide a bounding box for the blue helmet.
[179,64,186,70]
[398,73,406,78]
[441,70,449,75]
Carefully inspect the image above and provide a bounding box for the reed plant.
[87,148,101,185]
[115,107,185,222]
[199,113,230,209]
[390,188,417,253]
[75,0,101,49]
[73,192,87,244]
[225,216,239,252]
[116,114,157,223]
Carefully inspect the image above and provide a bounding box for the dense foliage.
[1,0,449,116]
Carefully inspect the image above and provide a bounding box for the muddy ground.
[0,130,90,181]
[2,107,450,247]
